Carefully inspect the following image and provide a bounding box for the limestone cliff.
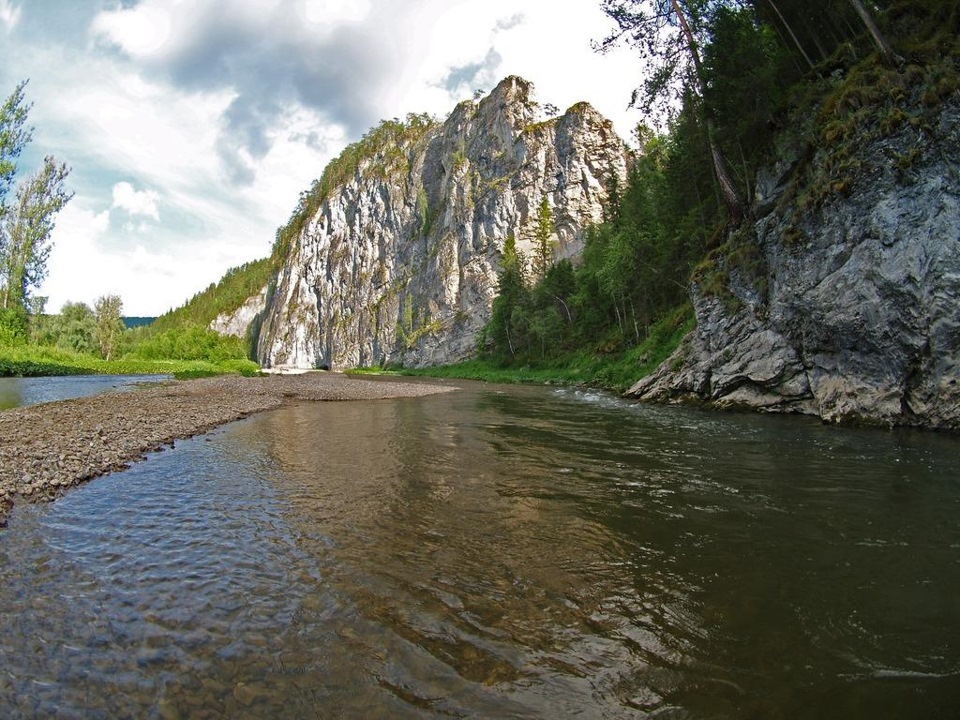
[210,287,267,338]
[628,97,960,430]
[256,76,628,369]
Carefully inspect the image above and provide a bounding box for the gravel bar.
[0,373,456,526]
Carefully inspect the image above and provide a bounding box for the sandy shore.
[0,373,455,526]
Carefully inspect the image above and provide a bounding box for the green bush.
[0,343,260,378]
[129,326,247,363]
[0,307,28,346]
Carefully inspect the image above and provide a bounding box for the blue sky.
[0,0,644,316]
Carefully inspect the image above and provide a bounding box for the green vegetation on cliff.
[271,113,437,267]
[472,0,956,389]
[150,258,272,334]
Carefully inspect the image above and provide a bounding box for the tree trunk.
[763,0,817,70]
[669,0,745,223]
[801,11,832,63]
[847,0,901,64]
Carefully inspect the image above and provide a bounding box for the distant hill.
[122,317,156,329]
[149,258,273,333]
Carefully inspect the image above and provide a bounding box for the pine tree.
[485,234,530,361]
[597,0,745,222]
[532,196,555,281]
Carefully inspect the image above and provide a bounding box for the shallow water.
[0,374,171,409]
[1,380,958,718]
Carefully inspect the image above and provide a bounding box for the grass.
[354,305,695,394]
[0,344,261,379]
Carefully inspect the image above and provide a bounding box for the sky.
[0,0,646,316]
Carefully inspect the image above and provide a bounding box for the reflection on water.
[1,381,959,718]
[0,374,171,409]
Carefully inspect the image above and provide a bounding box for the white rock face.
[209,287,268,338]
[256,76,628,370]
[628,98,960,430]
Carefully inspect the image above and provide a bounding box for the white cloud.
[303,0,371,26]
[90,2,173,56]
[0,0,20,33]
[112,182,160,221]
[44,202,259,317]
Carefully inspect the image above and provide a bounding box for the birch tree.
[95,294,125,360]
[0,81,72,312]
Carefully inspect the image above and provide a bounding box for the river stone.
[0,373,455,524]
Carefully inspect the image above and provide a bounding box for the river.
[1,379,958,718]
[0,374,171,410]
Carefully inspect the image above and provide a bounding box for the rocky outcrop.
[628,98,960,430]
[210,286,267,338]
[256,77,628,370]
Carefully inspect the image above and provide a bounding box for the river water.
[0,374,171,410]
[1,380,958,718]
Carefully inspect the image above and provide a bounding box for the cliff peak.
[254,78,629,370]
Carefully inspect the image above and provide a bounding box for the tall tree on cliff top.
[0,81,72,312]
[846,0,900,63]
[596,0,745,223]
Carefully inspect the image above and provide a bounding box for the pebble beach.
[0,373,454,526]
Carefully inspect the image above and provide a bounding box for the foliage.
[596,0,712,118]
[0,305,28,345]
[403,306,694,393]
[481,234,529,360]
[531,196,555,281]
[473,0,948,390]
[45,301,97,354]
[149,258,273,333]
[94,294,124,360]
[769,0,960,239]
[0,81,72,313]
[129,256,274,365]
[129,325,248,363]
[0,81,32,206]
[0,343,259,379]
[702,5,796,202]
[479,115,709,373]
[1,156,72,310]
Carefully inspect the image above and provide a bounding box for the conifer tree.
[597,0,745,222]
[532,196,555,281]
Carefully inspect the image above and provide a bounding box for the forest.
[476,0,958,388]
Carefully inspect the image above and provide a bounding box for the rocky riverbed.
[0,373,455,526]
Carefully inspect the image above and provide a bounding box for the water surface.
[1,381,958,718]
[0,373,172,409]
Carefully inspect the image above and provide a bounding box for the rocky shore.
[0,373,455,526]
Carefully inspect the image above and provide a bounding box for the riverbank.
[0,373,455,526]
[0,344,260,379]
[359,308,696,393]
